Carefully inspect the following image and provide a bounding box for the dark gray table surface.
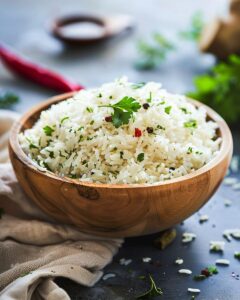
[1,0,240,299]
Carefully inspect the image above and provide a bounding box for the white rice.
[19,77,221,184]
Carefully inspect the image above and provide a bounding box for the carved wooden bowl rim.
[9,92,233,189]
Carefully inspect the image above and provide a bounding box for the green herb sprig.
[187,55,240,124]
[134,33,175,70]
[0,92,19,109]
[99,96,141,128]
[43,125,54,136]
[136,274,163,299]
[179,12,205,42]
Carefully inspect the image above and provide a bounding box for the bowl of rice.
[9,78,233,237]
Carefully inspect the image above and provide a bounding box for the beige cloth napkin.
[0,110,123,300]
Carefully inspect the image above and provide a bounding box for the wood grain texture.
[9,93,233,237]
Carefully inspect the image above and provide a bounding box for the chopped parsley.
[186,54,240,124]
[47,151,55,159]
[26,138,38,150]
[156,125,165,130]
[98,93,102,98]
[187,147,193,154]
[0,92,20,109]
[179,11,204,42]
[90,120,94,125]
[194,265,218,281]
[131,82,146,89]
[60,116,69,124]
[180,107,188,114]
[164,106,172,114]
[136,274,163,299]
[234,252,240,260]
[184,119,197,128]
[137,153,145,162]
[147,92,152,103]
[99,96,141,128]
[86,107,93,113]
[43,125,54,136]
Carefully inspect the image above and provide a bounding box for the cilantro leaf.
[0,92,19,109]
[137,153,145,162]
[43,125,54,136]
[179,12,205,42]
[164,106,172,114]
[99,96,141,128]
[207,265,218,274]
[184,119,197,128]
[134,33,175,70]
[136,274,163,299]
[187,54,240,124]
[111,96,141,112]
[112,108,132,128]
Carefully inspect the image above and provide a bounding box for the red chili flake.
[134,128,142,137]
[201,269,210,277]
[105,115,112,122]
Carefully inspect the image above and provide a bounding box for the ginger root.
[199,0,240,59]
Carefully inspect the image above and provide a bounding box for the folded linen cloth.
[0,110,123,300]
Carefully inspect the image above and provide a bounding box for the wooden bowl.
[9,93,233,238]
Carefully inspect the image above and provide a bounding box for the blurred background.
[0,0,232,114]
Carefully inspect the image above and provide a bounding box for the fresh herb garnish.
[43,125,54,136]
[187,147,193,154]
[137,153,145,162]
[194,265,218,281]
[184,119,197,128]
[136,274,163,299]
[187,55,240,124]
[164,106,172,114]
[0,207,5,219]
[26,138,38,150]
[156,125,165,130]
[0,92,19,109]
[48,151,54,159]
[134,33,175,70]
[234,252,240,260]
[180,107,189,114]
[86,107,93,113]
[120,151,124,159]
[42,162,51,171]
[147,92,152,103]
[179,12,204,42]
[60,116,69,124]
[99,96,141,128]
[131,82,146,89]
[90,120,94,125]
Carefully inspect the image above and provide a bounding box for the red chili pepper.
[0,44,84,93]
[134,128,142,137]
